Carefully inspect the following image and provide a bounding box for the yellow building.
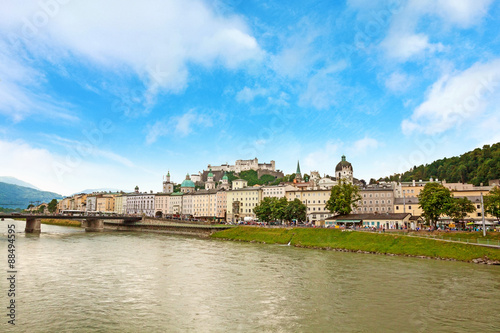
[96,194,116,213]
[192,189,218,220]
[154,193,169,218]
[114,194,127,215]
[226,186,262,222]
[216,190,227,221]
[285,189,333,223]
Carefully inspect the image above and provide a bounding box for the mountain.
[0,176,40,190]
[0,182,64,209]
[379,143,500,185]
[72,188,122,195]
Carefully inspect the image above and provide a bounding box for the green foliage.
[236,170,280,186]
[37,204,46,213]
[418,183,452,226]
[0,182,63,209]
[446,197,476,223]
[379,143,500,185]
[47,199,58,213]
[253,197,274,222]
[0,207,23,213]
[211,227,500,262]
[284,199,307,222]
[484,186,500,220]
[253,197,307,223]
[225,171,238,183]
[325,180,361,215]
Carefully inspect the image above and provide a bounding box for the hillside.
[380,143,500,185]
[0,182,64,209]
[0,176,40,190]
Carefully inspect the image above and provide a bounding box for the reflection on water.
[1,219,499,332]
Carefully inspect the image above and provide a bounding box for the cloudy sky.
[1,0,499,195]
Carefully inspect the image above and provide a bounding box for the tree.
[253,197,274,222]
[325,180,361,215]
[37,205,46,214]
[284,199,307,222]
[484,186,500,220]
[47,199,58,213]
[27,204,34,209]
[271,197,288,222]
[418,183,452,226]
[446,197,475,223]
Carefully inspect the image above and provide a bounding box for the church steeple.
[294,160,303,183]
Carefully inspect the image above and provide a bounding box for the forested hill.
[380,143,500,186]
[0,182,63,209]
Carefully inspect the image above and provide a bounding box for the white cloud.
[0,139,145,195]
[44,134,135,168]
[381,33,444,61]
[0,40,79,122]
[299,62,348,110]
[146,110,214,144]
[303,141,340,175]
[432,0,493,27]
[402,58,500,134]
[236,86,268,103]
[0,0,262,99]
[385,71,412,92]
[378,0,492,61]
[351,137,379,154]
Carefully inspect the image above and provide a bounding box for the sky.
[1,0,500,196]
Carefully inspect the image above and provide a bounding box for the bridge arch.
[155,211,163,218]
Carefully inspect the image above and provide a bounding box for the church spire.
[294,160,303,183]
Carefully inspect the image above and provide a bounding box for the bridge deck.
[0,214,141,221]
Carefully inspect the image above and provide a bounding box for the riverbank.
[211,227,500,264]
[41,219,82,227]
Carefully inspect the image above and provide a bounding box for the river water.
[1,219,499,332]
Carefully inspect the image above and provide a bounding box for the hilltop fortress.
[207,158,276,173]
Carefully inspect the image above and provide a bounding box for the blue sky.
[1,0,500,195]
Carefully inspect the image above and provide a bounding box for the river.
[1,219,499,332]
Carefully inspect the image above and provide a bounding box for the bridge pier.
[85,219,104,232]
[25,218,41,234]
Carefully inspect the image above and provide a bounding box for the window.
[408,206,412,209]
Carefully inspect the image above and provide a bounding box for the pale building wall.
[226,187,262,222]
[216,191,227,220]
[285,189,332,222]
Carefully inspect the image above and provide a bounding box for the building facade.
[226,186,262,222]
[354,185,395,214]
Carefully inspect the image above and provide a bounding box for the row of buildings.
[56,156,499,227]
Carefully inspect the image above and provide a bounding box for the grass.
[41,219,82,227]
[211,227,500,262]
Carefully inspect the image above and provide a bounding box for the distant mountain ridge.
[72,188,122,196]
[0,182,64,209]
[0,176,40,190]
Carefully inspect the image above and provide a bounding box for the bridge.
[0,214,142,233]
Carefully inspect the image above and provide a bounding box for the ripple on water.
[0,222,499,332]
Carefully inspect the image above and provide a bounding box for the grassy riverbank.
[211,227,500,262]
[41,219,82,227]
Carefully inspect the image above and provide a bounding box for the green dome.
[222,172,228,180]
[208,169,214,178]
[181,174,195,188]
[181,179,195,187]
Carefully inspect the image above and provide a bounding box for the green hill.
[380,143,500,185]
[0,182,64,209]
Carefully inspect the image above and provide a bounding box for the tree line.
[379,143,500,186]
